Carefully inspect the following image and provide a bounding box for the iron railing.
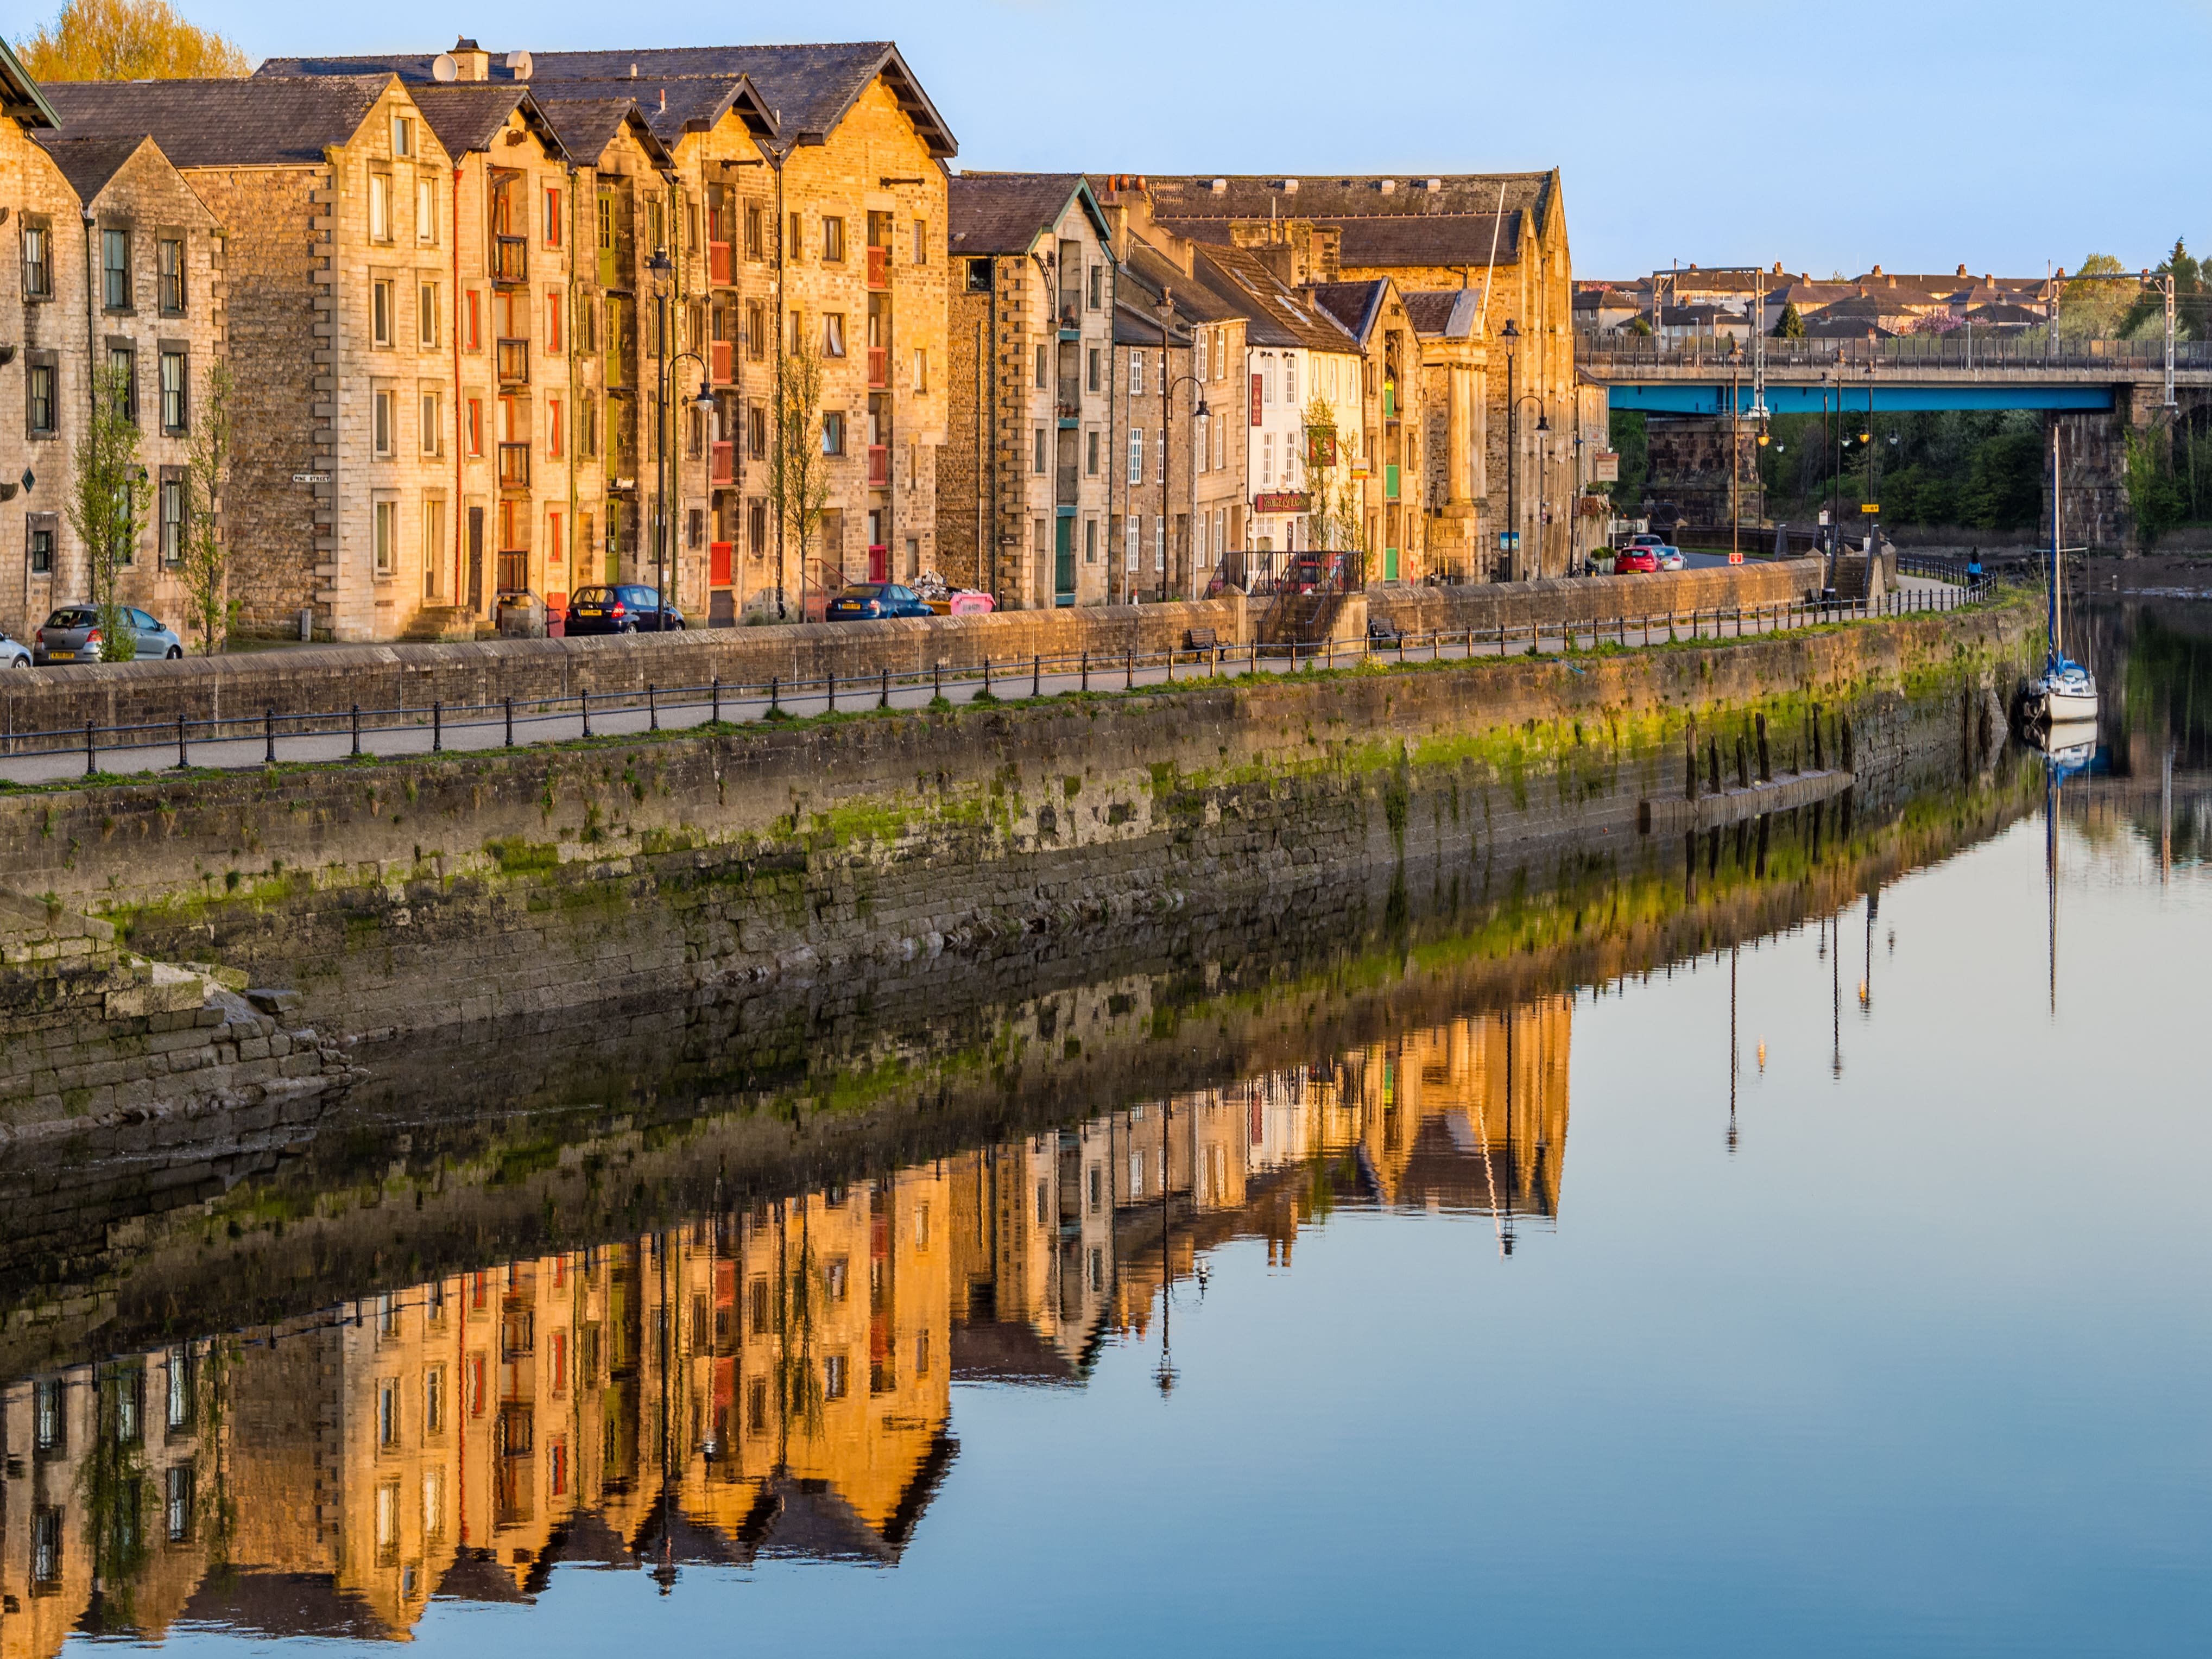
[0,580,1991,781]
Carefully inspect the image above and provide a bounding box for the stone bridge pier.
[2049,383,2212,553]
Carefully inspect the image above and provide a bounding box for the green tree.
[16,0,249,79]
[768,330,831,619]
[66,359,142,661]
[180,362,232,654]
[1606,409,1648,504]
[2058,253,2131,339]
[1772,301,1805,339]
[2119,240,2212,340]
[2125,426,2186,549]
[1298,395,1364,574]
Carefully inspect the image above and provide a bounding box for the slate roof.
[1121,239,1241,326]
[500,75,765,146]
[256,41,955,156]
[1306,279,1389,345]
[1135,170,1553,270]
[40,75,392,167]
[947,172,1099,256]
[1199,245,1363,353]
[530,97,671,168]
[411,84,569,161]
[1403,288,1482,338]
[29,132,154,204]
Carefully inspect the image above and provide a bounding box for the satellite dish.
[431,53,458,82]
[505,50,532,79]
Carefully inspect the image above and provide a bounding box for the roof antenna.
[1476,180,1506,333]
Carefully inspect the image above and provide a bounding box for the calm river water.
[5,604,2210,1657]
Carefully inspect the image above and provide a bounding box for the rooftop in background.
[1128,171,1557,269]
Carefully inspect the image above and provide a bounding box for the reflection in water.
[0,1002,1571,1651]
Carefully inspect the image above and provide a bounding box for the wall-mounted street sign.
[292,472,331,484]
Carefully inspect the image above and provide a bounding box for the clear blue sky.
[152,0,2212,280]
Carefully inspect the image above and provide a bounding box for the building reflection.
[0,999,1567,1649]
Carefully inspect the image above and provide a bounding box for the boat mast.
[2049,424,2062,663]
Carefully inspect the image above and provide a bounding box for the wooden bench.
[1183,627,1219,651]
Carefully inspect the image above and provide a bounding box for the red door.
[868,543,888,582]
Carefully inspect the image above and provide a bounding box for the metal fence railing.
[0,579,1991,781]
[1578,330,2209,374]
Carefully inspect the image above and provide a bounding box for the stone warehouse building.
[939,173,1120,607]
[1134,172,1576,581]
[260,41,956,628]
[36,71,595,641]
[0,43,226,645]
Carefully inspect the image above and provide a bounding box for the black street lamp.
[646,247,718,630]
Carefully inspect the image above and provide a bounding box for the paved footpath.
[0,584,1965,787]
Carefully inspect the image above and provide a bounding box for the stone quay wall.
[0,750,2043,1375]
[0,602,2032,1086]
[0,890,352,1141]
[0,560,1827,742]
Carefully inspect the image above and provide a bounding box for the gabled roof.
[0,38,59,129]
[411,84,569,162]
[488,75,769,146]
[29,132,157,204]
[947,172,1107,256]
[1121,239,1242,326]
[1404,288,1483,338]
[1307,279,1389,345]
[529,97,672,169]
[257,42,954,157]
[41,75,395,168]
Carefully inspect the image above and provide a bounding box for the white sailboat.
[2025,427,2099,726]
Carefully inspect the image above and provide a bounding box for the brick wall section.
[0,607,2032,1071]
[0,559,1828,736]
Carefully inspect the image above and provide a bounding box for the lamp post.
[1501,319,1519,581]
[1509,391,1548,582]
[646,248,718,629]
[1153,292,1209,602]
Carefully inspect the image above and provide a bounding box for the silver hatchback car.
[34,605,184,664]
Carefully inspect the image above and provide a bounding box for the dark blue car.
[566,584,685,635]
[826,582,932,620]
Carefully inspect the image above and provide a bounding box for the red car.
[1616,547,1659,573]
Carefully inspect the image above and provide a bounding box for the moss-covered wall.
[0,604,2033,1047]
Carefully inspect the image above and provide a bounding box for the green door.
[1385,547,1399,581]
[1054,517,1075,606]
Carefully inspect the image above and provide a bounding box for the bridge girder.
[1604,383,2116,415]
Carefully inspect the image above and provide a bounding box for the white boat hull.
[2032,686,2100,724]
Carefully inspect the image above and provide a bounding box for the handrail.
[0,578,1992,780]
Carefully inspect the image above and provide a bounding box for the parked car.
[825,582,933,620]
[1657,548,1688,571]
[564,585,685,635]
[0,629,28,668]
[1616,547,1659,574]
[33,605,182,664]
